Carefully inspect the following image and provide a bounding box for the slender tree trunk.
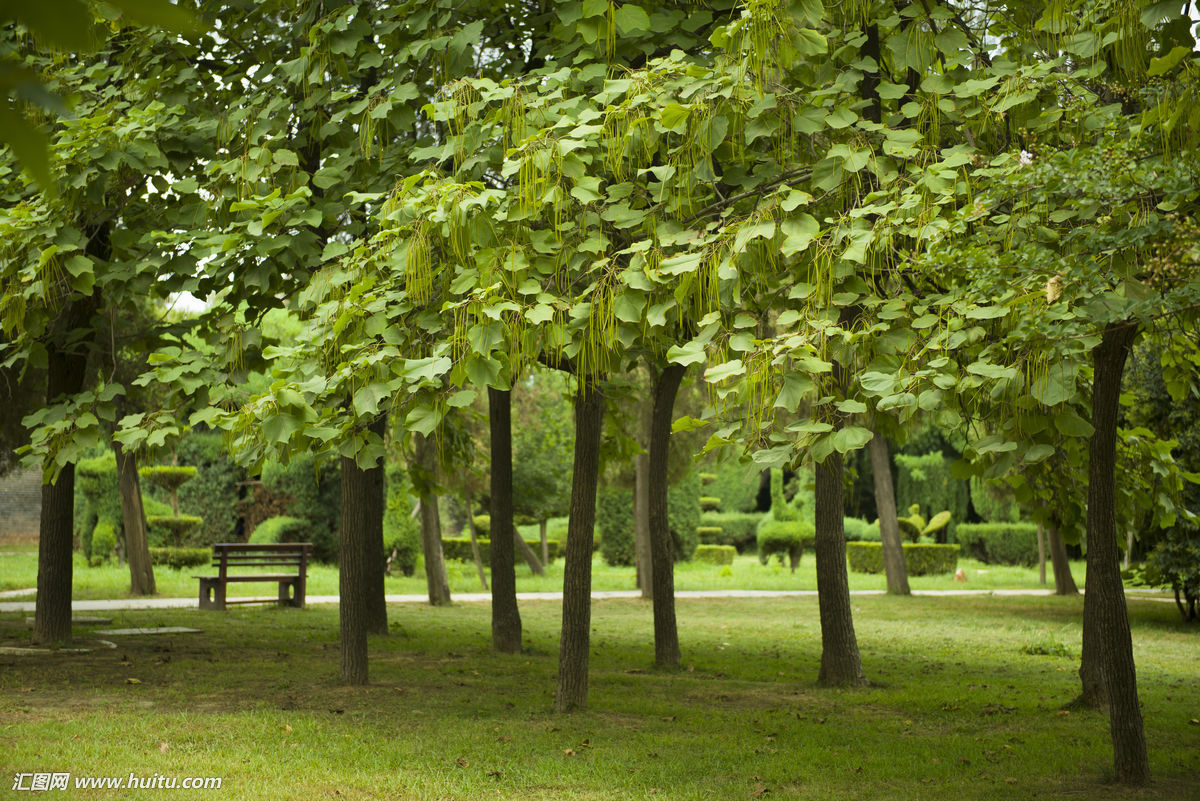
[1079,321,1148,785]
[364,416,388,636]
[539,519,549,565]
[415,434,451,606]
[514,531,544,575]
[1037,524,1047,585]
[489,387,520,650]
[1047,525,1079,595]
[113,442,155,596]
[868,431,909,596]
[32,336,90,646]
[634,453,651,599]
[464,487,488,591]
[648,363,685,668]
[556,380,603,711]
[339,451,378,684]
[814,448,868,686]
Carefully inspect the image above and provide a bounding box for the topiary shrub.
[472,514,491,536]
[699,511,765,552]
[970,477,1021,523]
[699,472,717,486]
[769,468,798,521]
[699,496,722,512]
[384,462,420,577]
[146,515,203,548]
[697,526,724,543]
[846,542,960,575]
[843,516,880,542]
[894,451,969,542]
[695,544,736,565]
[75,453,121,557]
[667,472,702,562]
[597,487,635,566]
[704,458,762,514]
[248,515,308,545]
[955,523,1039,566]
[757,519,815,572]
[261,454,341,562]
[89,521,117,566]
[174,431,246,546]
[148,547,212,569]
[138,465,197,502]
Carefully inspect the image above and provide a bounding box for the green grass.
[0,544,1090,600]
[0,594,1196,800]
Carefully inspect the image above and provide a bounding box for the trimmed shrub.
[769,468,797,521]
[698,511,763,552]
[894,451,969,542]
[847,542,960,575]
[90,521,117,566]
[384,462,420,578]
[472,514,491,535]
[695,544,736,565]
[667,472,702,562]
[697,526,724,541]
[442,537,562,565]
[956,523,1039,566]
[249,515,308,545]
[699,472,717,486]
[138,465,197,495]
[757,519,815,572]
[148,547,212,570]
[76,453,121,557]
[970,477,1021,523]
[843,516,880,542]
[146,515,203,548]
[699,496,722,512]
[704,459,762,514]
[175,432,245,546]
[261,454,341,562]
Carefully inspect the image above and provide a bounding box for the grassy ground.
[0,594,1196,800]
[0,544,1090,600]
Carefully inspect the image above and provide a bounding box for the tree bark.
[514,530,545,575]
[113,441,155,596]
[868,430,909,596]
[648,363,685,668]
[488,387,520,651]
[32,333,90,646]
[814,448,868,686]
[1037,524,1047,585]
[339,450,379,684]
[1047,525,1078,595]
[364,416,388,636]
[556,380,603,711]
[1079,321,1148,785]
[634,452,651,599]
[539,519,549,565]
[464,487,488,591]
[415,434,451,606]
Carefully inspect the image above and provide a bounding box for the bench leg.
[198,579,226,611]
[278,579,303,609]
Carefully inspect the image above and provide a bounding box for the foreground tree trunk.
[415,434,451,606]
[489,387,521,651]
[556,380,604,711]
[648,363,685,668]
[113,442,156,596]
[339,449,382,684]
[1047,525,1079,595]
[814,448,868,686]
[868,431,909,596]
[1079,321,1148,785]
[33,335,91,646]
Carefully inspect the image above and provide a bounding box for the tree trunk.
[339,451,379,684]
[1037,524,1047,585]
[634,452,651,599]
[539,519,549,565]
[32,336,90,646]
[514,530,544,575]
[464,487,488,591]
[556,380,603,711]
[113,442,156,596]
[415,434,451,606]
[814,448,868,686]
[648,363,685,668]
[1079,321,1148,785]
[868,431,909,596]
[1047,525,1078,595]
[489,386,521,650]
[364,416,388,636]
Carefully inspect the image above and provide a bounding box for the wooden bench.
[196,543,311,611]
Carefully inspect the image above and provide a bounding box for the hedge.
[695,544,736,565]
[249,515,308,545]
[846,542,960,575]
[955,523,1040,566]
[894,451,969,542]
[698,511,763,552]
[703,459,762,514]
[442,537,563,565]
[148,547,212,569]
[757,519,815,572]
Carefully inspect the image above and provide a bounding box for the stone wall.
[0,469,41,543]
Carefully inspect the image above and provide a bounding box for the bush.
[261,453,341,562]
[249,515,308,545]
[698,511,763,552]
[90,521,117,566]
[472,514,491,535]
[146,515,203,548]
[699,495,722,512]
[894,451,969,542]
[148,547,212,569]
[704,459,762,513]
[667,472,702,562]
[175,432,246,547]
[970,477,1021,523]
[769,468,797,521]
[843,516,880,542]
[441,537,562,565]
[695,544,736,565]
[76,453,121,557]
[846,542,960,575]
[137,465,197,495]
[699,472,717,486]
[756,519,815,572]
[697,525,724,541]
[956,523,1039,566]
[1125,526,1200,622]
[384,462,420,577]
[598,472,701,565]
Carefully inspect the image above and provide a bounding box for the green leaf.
[774,374,813,411]
[263,413,302,444]
[1024,444,1054,463]
[352,382,388,417]
[704,359,745,383]
[273,148,299,167]
[667,341,707,367]
[659,103,690,133]
[780,214,819,256]
[1054,409,1094,438]
[832,426,873,453]
[1031,363,1078,406]
[1148,45,1191,76]
[672,416,709,433]
[613,4,651,34]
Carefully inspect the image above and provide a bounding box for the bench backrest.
[211,543,311,572]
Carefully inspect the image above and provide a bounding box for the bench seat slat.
[196,574,301,582]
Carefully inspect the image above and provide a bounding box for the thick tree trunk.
[814,448,868,686]
[1047,525,1078,595]
[113,442,155,596]
[415,434,451,606]
[648,363,685,668]
[1079,321,1148,785]
[339,452,379,684]
[32,336,90,646]
[464,488,488,591]
[634,453,651,599]
[868,431,909,596]
[556,380,603,711]
[364,416,388,636]
[488,387,520,651]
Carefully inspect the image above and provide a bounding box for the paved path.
[0,588,1176,613]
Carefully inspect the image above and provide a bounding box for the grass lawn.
[0,544,1090,600]
[0,594,1197,800]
